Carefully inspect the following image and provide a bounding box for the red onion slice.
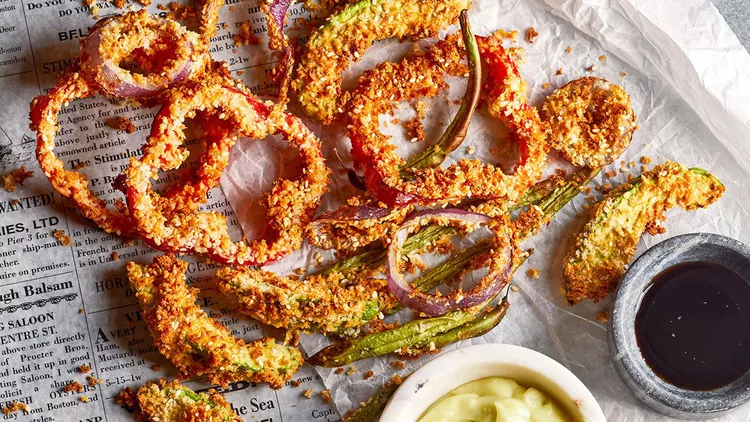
[386,209,514,316]
[265,0,295,103]
[80,11,205,98]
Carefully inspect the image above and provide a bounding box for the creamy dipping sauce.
[419,377,570,422]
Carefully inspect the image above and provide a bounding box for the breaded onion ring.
[127,254,302,389]
[349,33,548,207]
[540,76,637,168]
[80,11,207,98]
[293,0,470,124]
[123,78,329,265]
[30,71,135,236]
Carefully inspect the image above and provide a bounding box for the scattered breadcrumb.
[598,55,607,62]
[496,29,519,40]
[303,388,313,399]
[86,375,103,387]
[526,268,541,279]
[234,22,261,46]
[510,285,519,292]
[80,396,90,403]
[390,360,406,370]
[2,166,33,192]
[320,389,332,403]
[109,116,136,134]
[53,229,71,246]
[64,381,84,393]
[620,71,627,78]
[542,82,551,89]
[628,161,636,168]
[78,365,92,373]
[78,308,85,314]
[641,165,649,172]
[586,64,596,72]
[565,46,572,54]
[72,161,89,170]
[604,170,617,178]
[555,67,563,75]
[581,186,592,194]
[334,368,345,375]
[152,364,161,371]
[527,27,539,43]
[640,156,652,164]
[466,146,476,155]
[404,100,427,142]
[1,402,29,415]
[157,2,195,21]
[596,309,609,323]
[111,251,119,261]
[291,380,301,387]
[115,387,137,411]
[363,370,375,380]
[346,367,357,375]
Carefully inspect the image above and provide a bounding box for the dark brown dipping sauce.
[635,261,750,390]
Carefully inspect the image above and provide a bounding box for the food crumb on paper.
[79,396,90,403]
[597,309,609,323]
[63,381,84,393]
[334,368,344,375]
[303,388,313,399]
[599,55,607,62]
[527,27,538,43]
[320,389,332,403]
[526,268,541,279]
[2,166,33,192]
[53,229,71,246]
[390,360,406,369]
[363,370,374,380]
[1,402,29,415]
[109,116,136,134]
[556,67,563,75]
[78,365,91,373]
[346,367,357,375]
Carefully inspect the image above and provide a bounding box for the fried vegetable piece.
[563,162,724,304]
[307,168,598,366]
[127,254,302,389]
[293,0,470,124]
[135,379,241,422]
[540,77,637,168]
[214,266,395,335]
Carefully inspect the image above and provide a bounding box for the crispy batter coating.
[564,162,724,304]
[293,0,470,124]
[123,75,329,265]
[127,254,302,389]
[136,379,241,422]
[305,196,415,251]
[215,265,395,334]
[79,10,207,98]
[30,70,136,236]
[541,77,637,168]
[348,32,548,207]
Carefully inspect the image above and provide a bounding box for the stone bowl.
[609,233,750,419]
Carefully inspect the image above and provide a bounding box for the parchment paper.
[220,0,750,420]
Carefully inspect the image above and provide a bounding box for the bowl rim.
[379,343,606,421]
[609,232,750,417]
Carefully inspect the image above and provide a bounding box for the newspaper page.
[0,0,341,420]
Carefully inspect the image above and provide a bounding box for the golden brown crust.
[136,379,241,422]
[348,32,548,206]
[563,162,724,304]
[541,76,637,168]
[127,254,302,389]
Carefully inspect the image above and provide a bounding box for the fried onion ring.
[293,0,470,124]
[348,33,548,207]
[540,76,637,168]
[123,77,329,265]
[80,10,207,99]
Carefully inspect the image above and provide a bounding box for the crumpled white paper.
[220,0,750,420]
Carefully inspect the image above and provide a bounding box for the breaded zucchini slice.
[293,0,470,124]
[127,255,302,389]
[214,266,395,335]
[563,161,724,304]
[135,379,240,422]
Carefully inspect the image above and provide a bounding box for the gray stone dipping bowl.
[609,233,750,420]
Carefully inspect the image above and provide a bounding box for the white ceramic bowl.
[380,344,606,421]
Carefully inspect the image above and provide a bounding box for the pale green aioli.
[418,377,571,422]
